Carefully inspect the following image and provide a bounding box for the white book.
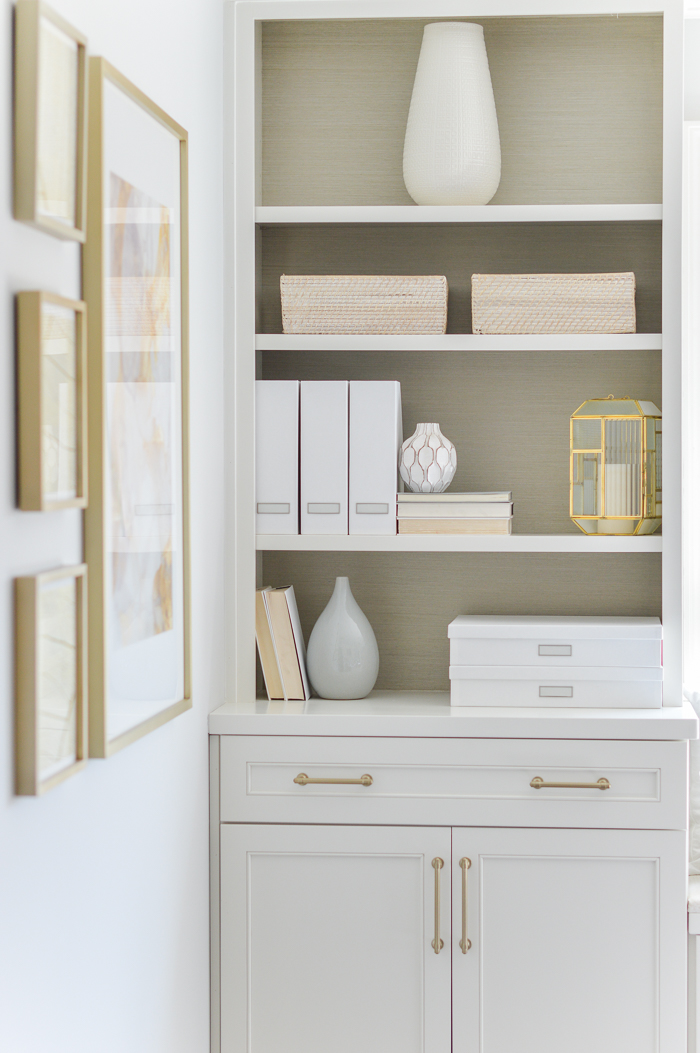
[301,381,349,534]
[398,501,513,519]
[397,490,512,503]
[349,381,402,535]
[255,381,299,534]
[283,585,311,701]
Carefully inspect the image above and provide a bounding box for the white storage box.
[449,665,662,709]
[448,616,662,709]
[448,615,662,668]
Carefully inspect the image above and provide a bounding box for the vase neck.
[416,423,443,436]
[423,22,484,40]
[332,576,351,601]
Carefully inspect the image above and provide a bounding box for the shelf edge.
[256,534,663,553]
[256,334,663,352]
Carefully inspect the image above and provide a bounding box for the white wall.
[686,16,700,120]
[0,0,223,1050]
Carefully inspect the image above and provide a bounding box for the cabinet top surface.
[209,692,699,740]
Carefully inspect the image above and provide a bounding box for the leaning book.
[266,585,311,701]
[255,587,284,700]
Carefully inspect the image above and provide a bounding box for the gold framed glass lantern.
[570,396,661,535]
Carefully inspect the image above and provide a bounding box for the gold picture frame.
[17,291,87,511]
[83,58,191,758]
[13,0,88,241]
[15,564,88,795]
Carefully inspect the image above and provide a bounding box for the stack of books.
[397,492,513,534]
[255,586,311,701]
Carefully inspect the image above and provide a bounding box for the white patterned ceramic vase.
[403,22,501,206]
[306,577,379,700]
[399,423,457,493]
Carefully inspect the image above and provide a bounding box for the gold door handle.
[293,772,373,787]
[459,857,471,953]
[530,776,610,791]
[431,857,444,954]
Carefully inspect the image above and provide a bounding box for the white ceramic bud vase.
[306,577,379,700]
[403,22,501,206]
[399,423,457,493]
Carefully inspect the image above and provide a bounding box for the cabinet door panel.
[452,828,686,1053]
[221,824,452,1053]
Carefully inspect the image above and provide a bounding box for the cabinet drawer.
[218,736,687,830]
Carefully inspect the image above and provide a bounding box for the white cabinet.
[218,733,688,830]
[220,824,452,1053]
[219,0,691,1046]
[219,817,687,1053]
[451,827,687,1053]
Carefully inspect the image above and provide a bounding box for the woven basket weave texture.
[280,274,448,335]
[471,272,636,334]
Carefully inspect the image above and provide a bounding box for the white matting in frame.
[84,59,190,757]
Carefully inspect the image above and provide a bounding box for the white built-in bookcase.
[224,0,683,704]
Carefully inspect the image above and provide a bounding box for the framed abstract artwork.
[17,291,87,511]
[83,58,191,757]
[13,1,88,241]
[15,564,87,795]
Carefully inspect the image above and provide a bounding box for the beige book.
[398,518,513,535]
[398,502,513,519]
[255,588,284,700]
[266,586,310,701]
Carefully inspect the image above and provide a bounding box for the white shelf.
[256,204,663,225]
[256,333,662,353]
[208,693,698,742]
[257,534,663,553]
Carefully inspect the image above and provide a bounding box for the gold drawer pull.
[530,776,610,791]
[431,857,444,954]
[459,857,471,954]
[293,772,373,787]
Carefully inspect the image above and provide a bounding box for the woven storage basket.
[280,275,448,335]
[471,272,636,335]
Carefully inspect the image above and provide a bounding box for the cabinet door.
[451,828,687,1053]
[221,824,452,1053]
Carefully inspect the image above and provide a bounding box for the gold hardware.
[530,776,610,791]
[459,857,471,953]
[293,772,373,787]
[431,857,444,954]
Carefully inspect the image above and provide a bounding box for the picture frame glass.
[37,574,77,780]
[41,300,78,503]
[36,14,78,227]
[102,78,185,741]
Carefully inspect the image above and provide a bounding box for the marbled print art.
[106,173,174,648]
[37,576,77,778]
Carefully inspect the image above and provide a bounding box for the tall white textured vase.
[306,577,379,700]
[403,22,501,206]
